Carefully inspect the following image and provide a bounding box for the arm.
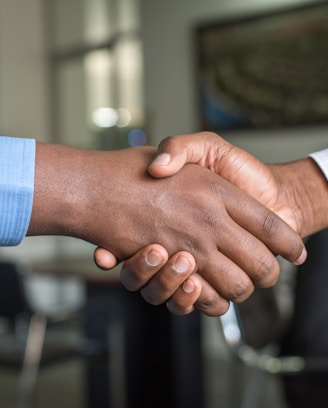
[27,141,305,316]
[0,136,214,315]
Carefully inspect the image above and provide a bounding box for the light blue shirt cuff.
[0,136,36,246]
[309,148,328,182]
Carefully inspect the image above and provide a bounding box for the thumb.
[148,133,207,178]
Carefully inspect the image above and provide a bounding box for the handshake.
[28,132,328,316]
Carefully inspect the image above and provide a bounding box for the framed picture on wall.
[195,1,328,131]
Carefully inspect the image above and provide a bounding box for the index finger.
[222,181,307,265]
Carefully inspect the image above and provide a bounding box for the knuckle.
[201,302,230,317]
[262,213,280,237]
[140,288,162,306]
[196,295,230,316]
[252,255,280,287]
[203,130,218,139]
[203,211,221,230]
[211,180,226,198]
[120,268,139,292]
[166,300,193,316]
[159,135,179,151]
[229,280,252,302]
[140,279,174,305]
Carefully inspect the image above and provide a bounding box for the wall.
[140,0,327,162]
[0,0,57,263]
[0,0,50,141]
[0,1,87,317]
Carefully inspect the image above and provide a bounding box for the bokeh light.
[92,107,118,128]
[128,129,147,146]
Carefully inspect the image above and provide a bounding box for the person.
[0,135,304,317]
[280,228,328,408]
[95,131,328,315]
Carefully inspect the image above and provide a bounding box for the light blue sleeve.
[309,148,328,182]
[0,136,36,246]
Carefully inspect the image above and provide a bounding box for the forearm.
[28,143,161,255]
[269,158,328,238]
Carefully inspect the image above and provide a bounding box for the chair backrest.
[0,261,30,319]
[235,287,287,349]
[220,229,328,378]
[223,228,328,353]
[282,228,328,356]
[220,287,288,351]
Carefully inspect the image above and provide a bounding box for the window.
[46,0,146,149]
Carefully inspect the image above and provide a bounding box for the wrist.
[28,142,91,238]
[271,158,328,238]
[305,157,328,236]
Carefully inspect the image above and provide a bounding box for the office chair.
[220,285,328,408]
[0,261,82,408]
[220,229,328,407]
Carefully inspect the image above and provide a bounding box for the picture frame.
[195,1,328,131]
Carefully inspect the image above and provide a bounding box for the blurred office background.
[0,0,327,407]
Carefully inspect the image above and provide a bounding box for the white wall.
[140,0,327,162]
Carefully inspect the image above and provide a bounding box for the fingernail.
[294,247,307,265]
[183,279,195,293]
[173,256,190,273]
[152,153,171,166]
[146,250,162,267]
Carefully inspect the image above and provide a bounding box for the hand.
[96,131,328,315]
[29,142,305,316]
[93,140,306,315]
[95,245,232,315]
[128,131,327,315]
[148,131,328,238]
